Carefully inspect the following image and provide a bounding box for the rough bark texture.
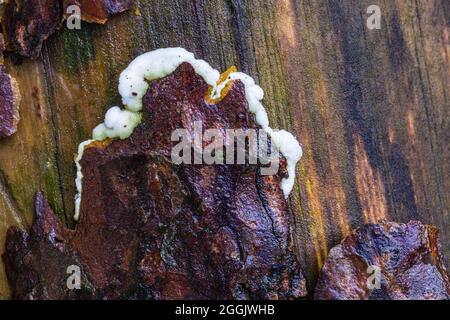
[0,0,133,59]
[3,63,306,300]
[0,65,20,138]
[63,0,133,24]
[0,0,448,299]
[315,221,450,300]
[1,0,62,59]
[0,11,20,139]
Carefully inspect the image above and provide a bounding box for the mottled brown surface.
[0,0,132,59]
[1,0,62,59]
[0,27,20,139]
[0,65,20,138]
[3,63,306,300]
[3,192,91,299]
[315,221,450,300]
[0,0,448,299]
[63,0,133,24]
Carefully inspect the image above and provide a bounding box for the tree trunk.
[0,0,449,298]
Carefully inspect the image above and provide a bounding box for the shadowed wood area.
[0,0,448,298]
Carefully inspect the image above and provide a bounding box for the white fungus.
[74,48,303,221]
[119,48,220,112]
[74,139,95,221]
[93,106,142,140]
[266,129,303,196]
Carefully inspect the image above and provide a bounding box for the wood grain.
[0,0,448,298]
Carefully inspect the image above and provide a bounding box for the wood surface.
[0,0,448,298]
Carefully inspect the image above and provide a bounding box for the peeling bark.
[0,32,20,138]
[0,0,132,59]
[315,221,450,300]
[1,0,62,59]
[3,63,307,300]
[63,0,133,24]
[0,65,20,138]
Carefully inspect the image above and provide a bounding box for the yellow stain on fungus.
[205,66,237,104]
[87,139,112,150]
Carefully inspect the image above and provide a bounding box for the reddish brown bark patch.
[0,65,20,138]
[0,0,132,58]
[3,63,307,300]
[315,221,450,300]
[63,0,133,24]
[1,0,62,59]
[3,193,94,299]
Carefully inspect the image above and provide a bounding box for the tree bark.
[0,0,449,298]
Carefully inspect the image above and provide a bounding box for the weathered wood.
[0,0,448,298]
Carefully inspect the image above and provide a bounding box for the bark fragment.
[315,221,450,300]
[1,0,62,59]
[63,0,133,24]
[3,63,307,300]
[0,0,132,59]
[0,65,20,138]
